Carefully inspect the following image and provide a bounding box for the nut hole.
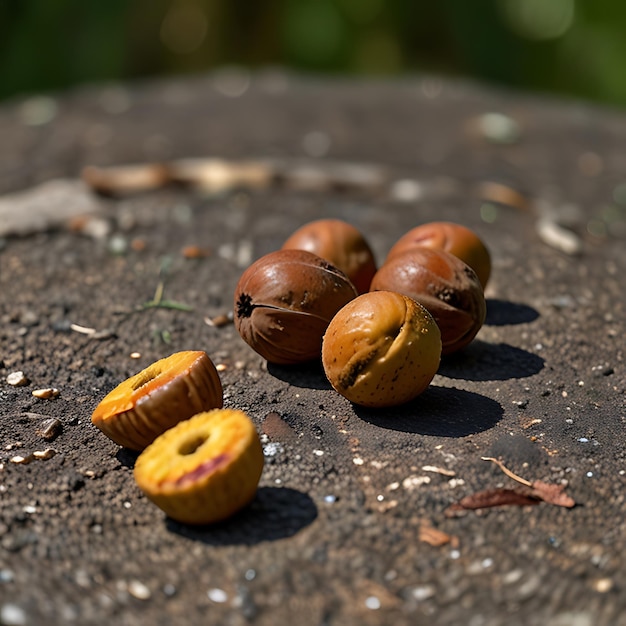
[131,367,160,391]
[178,434,208,456]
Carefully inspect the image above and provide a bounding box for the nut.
[370,248,486,354]
[386,222,491,288]
[322,291,441,407]
[91,351,223,451]
[234,249,358,364]
[134,408,264,525]
[282,219,377,293]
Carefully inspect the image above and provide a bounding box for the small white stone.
[128,580,151,600]
[32,449,56,460]
[402,475,431,490]
[411,585,435,601]
[389,179,424,202]
[6,371,28,387]
[0,603,27,626]
[10,455,32,465]
[32,388,60,399]
[207,588,228,603]
[364,596,380,610]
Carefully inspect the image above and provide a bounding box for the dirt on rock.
[1,73,625,626]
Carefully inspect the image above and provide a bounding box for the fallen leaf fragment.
[530,480,575,508]
[419,523,458,547]
[445,488,540,517]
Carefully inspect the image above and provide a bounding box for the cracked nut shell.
[91,351,223,451]
[234,249,358,364]
[386,222,491,288]
[370,248,486,354]
[282,219,377,293]
[322,291,441,407]
[134,408,264,525]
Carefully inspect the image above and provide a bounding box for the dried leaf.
[481,456,577,508]
[419,523,457,547]
[460,488,540,509]
[530,481,576,508]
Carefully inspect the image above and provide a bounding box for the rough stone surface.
[0,73,625,625]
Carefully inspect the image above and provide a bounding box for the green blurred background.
[2,0,626,107]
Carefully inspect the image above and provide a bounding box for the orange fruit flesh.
[134,409,264,524]
[92,351,208,420]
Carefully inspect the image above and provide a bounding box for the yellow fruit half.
[134,409,264,524]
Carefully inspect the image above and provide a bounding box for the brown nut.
[91,351,224,451]
[370,248,486,355]
[386,222,491,288]
[234,249,358,364]
[322,291,441,408]
[282,219,377,294]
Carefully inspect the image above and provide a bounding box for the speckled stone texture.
[0,72,625,626]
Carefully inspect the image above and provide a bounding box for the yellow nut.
[322,291,441,408]
[134,409,264,525]
[91,351,223,451]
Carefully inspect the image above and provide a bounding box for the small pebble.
[10,455,33,465]
[0,569,14,583]
[32,449,56,460]
[364,596,381,610]
[128,580,151,600]
[129,352,141,359]
[108,234,128,255]
[478,112,521,144]
[163,583,177,597]
[0,603,27,626]
[244,569,256,581]
[6,371,29,387]
[207,588,228,603]
[411,585,436,601]
[592,578,613,593]
[19,95,58,126]
[389,179,424,203]
[37,418,63,441]
[32,388,60,399]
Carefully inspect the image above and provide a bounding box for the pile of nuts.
[234,219,490,407]
[89,218,491,524]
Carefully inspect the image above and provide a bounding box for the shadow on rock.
[166,486,318,545]
[116,448,139,468]
[439,340,544,381]
[355,386,502,437]
[485,299,539,326]
[267,360,331,390]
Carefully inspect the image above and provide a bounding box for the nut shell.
[386,222,491,288]
[234,249,358,364]
[370,248,486,355]
[282,219,377,293]
[134,408,264,525]
[322,291,441,408]
[91,351,223,451]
